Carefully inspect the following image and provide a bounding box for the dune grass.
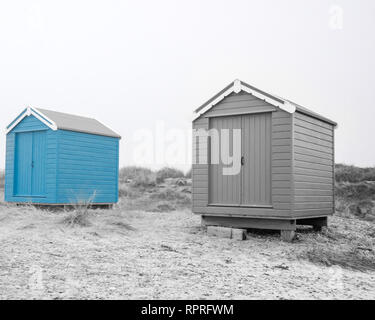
[0,165,374,276]
[335,164,375,183]
[334,164,375,221]
[0,170,4,189]
[297,217,375,272]
[118,166,191,212]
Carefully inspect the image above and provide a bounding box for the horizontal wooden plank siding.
[56,130,119,204]
[204,91,277,117]
[271,109,293,213]
[292,111,335,217]
[192,114,209,212]
[192,91,293,218]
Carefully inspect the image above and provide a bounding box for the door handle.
[241,156,245,166]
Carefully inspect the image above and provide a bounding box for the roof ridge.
[35,107,96,120]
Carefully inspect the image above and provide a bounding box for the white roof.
[6,107,121,138]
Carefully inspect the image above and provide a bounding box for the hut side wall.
[56,130,119,204]
[192,91,293,218]
[4,115,58,203]
[292,111,335,217]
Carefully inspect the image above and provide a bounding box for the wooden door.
[14,131,46,197]
[14,132,33,196]
[208,113,272,207]
[241,113,272,206]
[31,131,47,196]
[209,116,242,205]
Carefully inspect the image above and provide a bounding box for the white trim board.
[193,79,337,127]
[193,79,296,121]
[6,107,58,134]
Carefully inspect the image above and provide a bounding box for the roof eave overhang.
[192,79,296,121]
[294,107,338,127]
[5,107,58,134]
[6,107,122,138]
[192,79,338,128]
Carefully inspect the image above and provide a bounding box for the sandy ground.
[0,201,374,300]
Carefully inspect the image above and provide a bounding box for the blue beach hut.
[4,107,121,205]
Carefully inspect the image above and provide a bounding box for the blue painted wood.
[6,114,57,203]
[6,108,27,130]
[4,133,15,201]
[11,114,49,133]
[14,132,33,196]
[13,130,47,197]
[31,131,47,196]
[5,112,119,205]
[56,130,119,204]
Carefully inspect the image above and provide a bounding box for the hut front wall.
[292,111,335,217]
[5,115,58,203]
[192,91,293,219]
[56,130,119,204]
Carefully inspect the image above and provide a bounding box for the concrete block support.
[207,226,247,240]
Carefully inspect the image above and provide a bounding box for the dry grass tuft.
[109,220,136,231]
[61,206,92,227]
[147,202,176,213]
[0,170,4,189]
[60,193,97,227]
[298,218,375,272]
[156,167,185,184]
[150,187,189,202]
[301,246,375,272]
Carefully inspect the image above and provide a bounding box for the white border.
[193,79,296,120]
[6,107,58,134]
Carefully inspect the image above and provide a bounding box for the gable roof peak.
[193,79,337,126]
[6,107,121,138]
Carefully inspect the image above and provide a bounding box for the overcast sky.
[0,0,374,172]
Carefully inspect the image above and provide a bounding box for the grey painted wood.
[204,91,276,118]
[204,107,275,118]
[295,112,332,130]
[209,116,241,205]
[207,111,274,207]
[292,111,335,217]
[241,113,271,205]
[192,116,209,209]
[198,205,291,218]
[192,91,293,219]
[293,208,333,217]
[202,215,296,231]
[332,124,336,214]
[192,85,336,235]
